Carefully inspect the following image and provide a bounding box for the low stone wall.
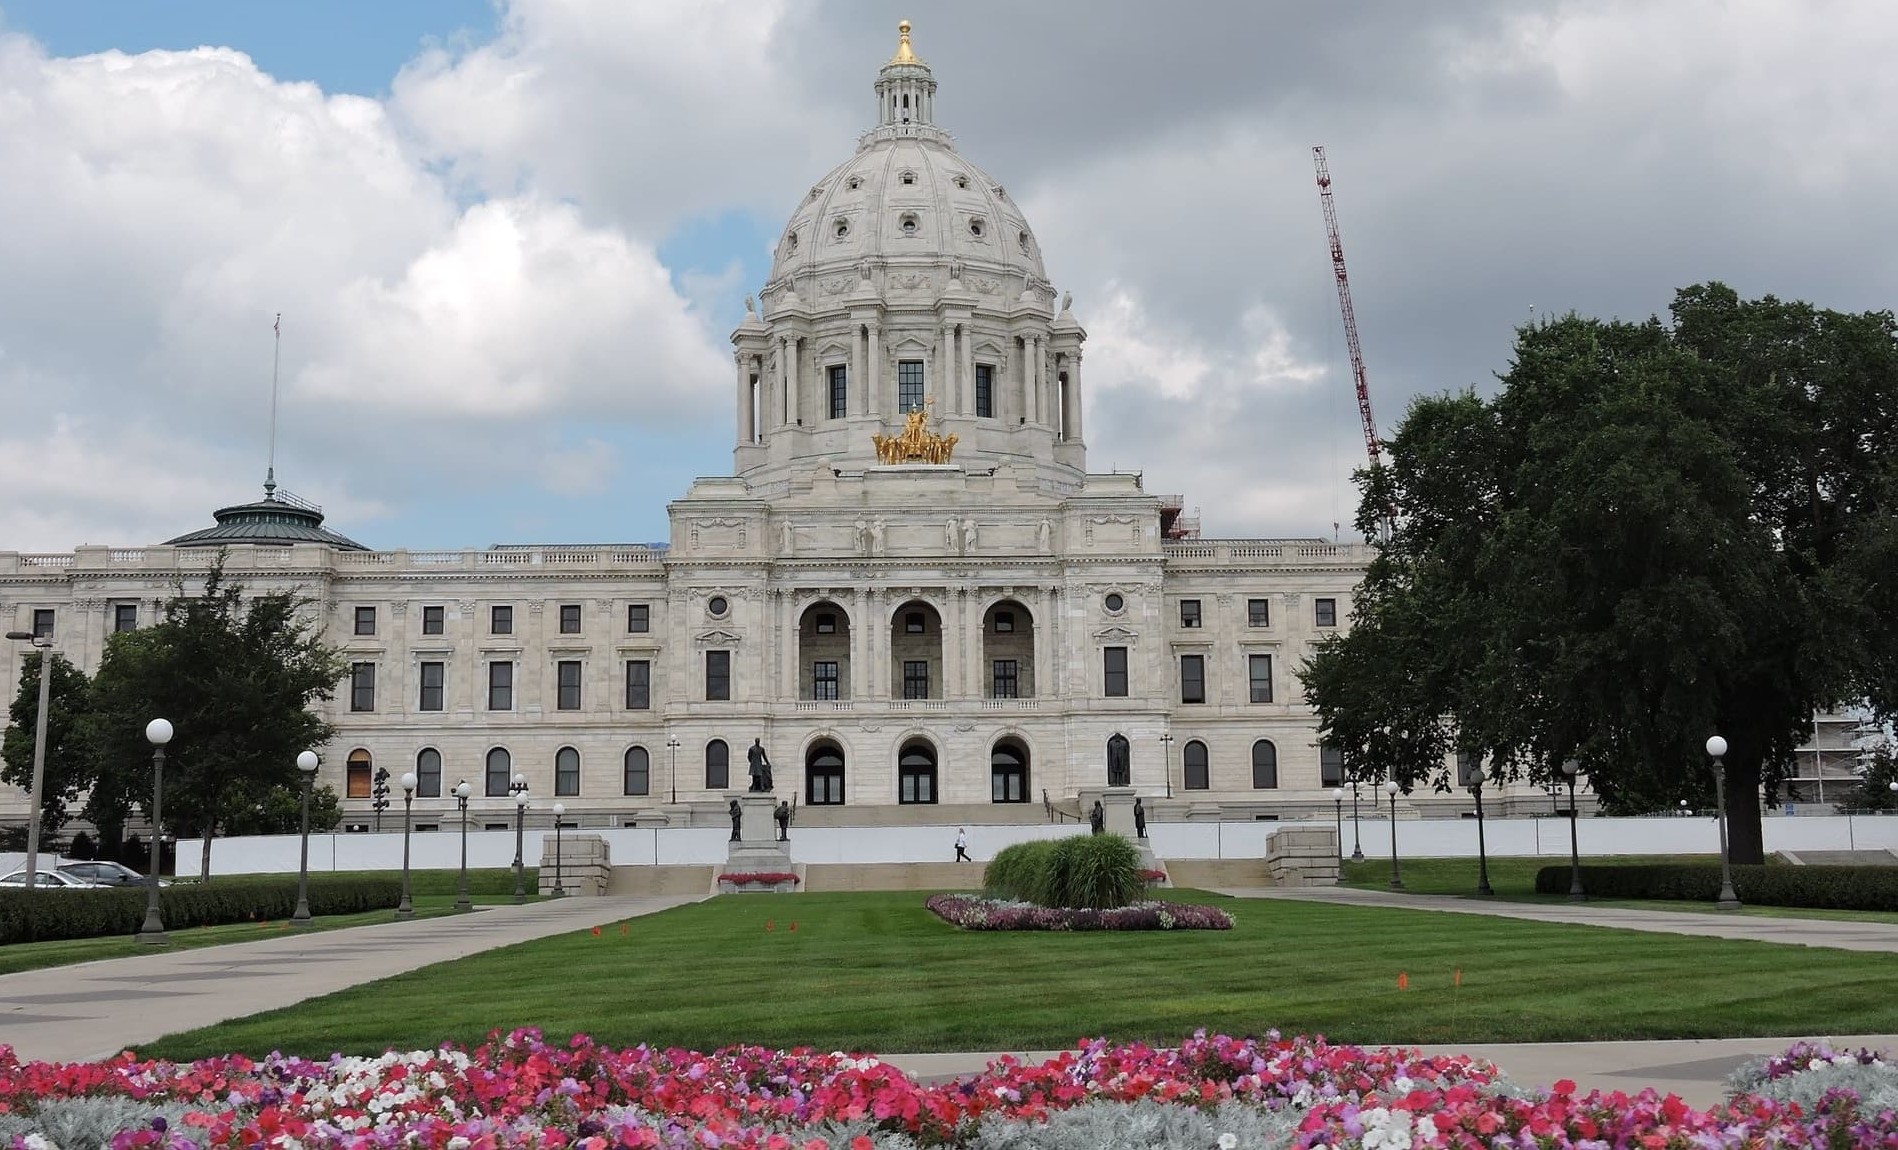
[539,833,610,896]
[1265,826,1340,887]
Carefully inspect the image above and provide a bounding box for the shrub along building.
[2,24,1487,837]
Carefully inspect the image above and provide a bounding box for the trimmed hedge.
[1533,863,1898,911]
[983,834,1144,909]
[0,875,403,945]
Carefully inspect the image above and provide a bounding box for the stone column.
[942,590,963,700]
[774,337,789,429]
[779,590,797,701]
[964,589,983,698]
[851,586,869,700]
[869,589,888,698]
[851,326,865,417]
[939,321,955,412]
[960,323,975,416]
[1069,353,1084,442]
[787,336,801,426]
[1035,585,1053,700]
[1031,336,1045,424]
[867,322,882,418]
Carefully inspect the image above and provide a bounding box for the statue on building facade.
[1134,798,1147,839]
[945,518,959,552]
[869,518,886,555]
[747,739,774,793]
[1107,738,1131,787]
[854,516,872,554]
[872,399,958,464]
[1089,800,1106,835]
[780,520,795,555]
[775,800,792,841]
[728,799,742,842]
[961,517,978,552]
[1037,519,1053,551]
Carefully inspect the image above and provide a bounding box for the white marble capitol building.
[1,24,1380,833]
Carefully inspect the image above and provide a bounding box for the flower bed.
[926,893,1233,931]
[1139,869,1168,884]
[717,872,800,893]
[0,1032,1891,1149]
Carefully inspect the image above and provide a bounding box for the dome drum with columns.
[3,24,1461,840]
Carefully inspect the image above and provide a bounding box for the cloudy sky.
[1,0,1892,552]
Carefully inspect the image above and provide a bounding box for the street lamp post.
[550,802,567,897]
[137,718,172,944]
[666,736,681,805]
[290,750,319,926]
[396,772,417,919]
[1384,778,1403,889]
[1329,787,1345,868]
[1349,779,1363,861]
[1470,765,1494,897]
[1561,758,1584,901]
[1706,736,1742,909]
[508,773,530,903]
[453,780,473,912]
[1159,732,1174,800]
[4,631,53,891]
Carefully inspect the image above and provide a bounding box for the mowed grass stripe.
[136,891,1898,1061]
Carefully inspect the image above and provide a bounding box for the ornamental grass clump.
[983,840,1060,905]
[983,834,1141,909]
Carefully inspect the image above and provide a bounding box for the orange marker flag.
[790,921,798,932]
[766,919,775,932]
[620,922,630,935]
[590,925,603,937]
[1397,971,1409,990]
[1454,968,1463,987]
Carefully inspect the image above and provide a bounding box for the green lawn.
[0,868,540,976]
[137,889,1898,1061]
[1339,856,1898,922]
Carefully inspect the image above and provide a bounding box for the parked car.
[0,868,104,889]
[59,860,167,887]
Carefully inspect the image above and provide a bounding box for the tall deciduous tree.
[0,651,92,835]
[1301,284,1898,864]
[80,558,348,878]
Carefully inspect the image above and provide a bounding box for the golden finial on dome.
[890,19,920,64]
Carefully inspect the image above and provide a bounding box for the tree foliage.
[79,558,349,878]
[1299,284,1898,864]
[0,651,92,834]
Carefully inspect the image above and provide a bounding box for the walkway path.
[1214,884,1898,953]
[0,895,700,1064]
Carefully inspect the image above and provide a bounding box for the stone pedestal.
[539,833,610,896]
[725,793,792,873]
[1265,825,1341,887]
[1101,787,1138,838]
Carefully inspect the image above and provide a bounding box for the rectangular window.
[354,606,376,636]
[992,659,1018,699]
[705,650,731,701]
[627,603,650,633]
[113,604,138,633]
[815,612,837,634]
[1320,746,1346,787]
[625,660,651,709]
[422,605,444,634]
[898,359,925,412]
[813,660,839,700]
[903,660,930,700]
[1247,598,1270,628]
[1248,653,1273,703]
[1103,646,1129,697]
[1180,654,1206,704]
[557,660,582,710]
[488,661,514,711]
[350,662,376,712]
[993,610,1014,633]
[828,364,848,419]
[905,611,925,634]
[975,363,993,417]
[31,609,54,638]
[556,750,580,797]
[1315,597,1338,627]
[419,661,445,711]
[559,604,581,634]
[491,605,513,635]
[1180,599,1202,628]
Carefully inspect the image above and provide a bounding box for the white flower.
[1219,1133,1239,1149]
[21,1135,55,1150]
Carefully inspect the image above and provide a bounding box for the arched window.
[555,746,581,796]
[1251,740,1279,789]
[623,746,650,796]
[485,747,511,796]
[705,740,729,790]
[899,740,937,804]
[991,740,1029,803]
[807,743,845,805]
[1183,741,1210,790]
[415,748,442,797]
[346,749,373,799]
[1106,734,1131,787]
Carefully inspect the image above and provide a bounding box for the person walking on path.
[954,828,972,862]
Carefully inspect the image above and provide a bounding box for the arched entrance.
[982,599,1035,698]
[799,601,852,700]
[898,739,938,804]
[991,738,1029,803]
[807,741,846,805]
[889,600,942,699]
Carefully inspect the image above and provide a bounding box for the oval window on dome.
[1018,231,1031,254]
[952,174,969,189]
[899,213,919,235]
[833,217,850,240]
[846,176,862,191]
[785,231,799,253]
[969,217,986,239]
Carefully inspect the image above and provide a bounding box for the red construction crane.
[1313,146,1395,535]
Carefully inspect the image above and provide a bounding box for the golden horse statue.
[873,402,958,464]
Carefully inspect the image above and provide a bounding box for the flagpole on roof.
[265,313,281,500]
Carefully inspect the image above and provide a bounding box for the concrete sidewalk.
[1213,884,1898,953]
[0,894,701,1064]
